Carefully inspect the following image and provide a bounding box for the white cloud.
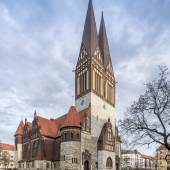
[0,0,170,156]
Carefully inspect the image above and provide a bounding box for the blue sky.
[0,0,170,155]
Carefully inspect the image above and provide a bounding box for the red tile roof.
[15,120,24,136]
[55,114,67,128]
[0,143,14,151]
[61,106,81,129]
[141,154,155,160]
[37,116,58,138]
[15,106,89,138]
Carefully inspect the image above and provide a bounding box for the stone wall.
[91,93,115,136]
[18,160,58,170]
[81,131,98,170]
[76,92,116,170]
[60,141,81,170]
[16,144,22,161]
[75,92,116,136]
[98,150,115,170]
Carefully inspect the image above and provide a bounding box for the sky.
[0,0,170,156]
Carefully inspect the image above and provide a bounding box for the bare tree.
[119,66,170,150]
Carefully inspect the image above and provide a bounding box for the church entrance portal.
[84,160,90,170]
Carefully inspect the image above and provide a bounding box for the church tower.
[75,1,116,169]
[75,0,115,107]
[75,0,115,128]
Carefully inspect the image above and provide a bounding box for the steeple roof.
[82,0,98,56]
[15,120,24,136]
[99,12,111,67]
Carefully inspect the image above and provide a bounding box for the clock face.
[80,99,85,106]
[79,96,89,108]
[103,104,106,110]
[76,94,90,111]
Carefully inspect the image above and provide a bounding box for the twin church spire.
[81,0,112,68]
[76,0,115,106]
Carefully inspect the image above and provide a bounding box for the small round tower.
[14,120,24,166]
[60,106,81,170]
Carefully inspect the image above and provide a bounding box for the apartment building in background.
[0,143,15,170]
[121,149,156,170]
[156,145,169,170]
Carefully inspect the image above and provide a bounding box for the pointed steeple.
[99,12,111,67]
[82,0,98,56]
[15,120,24,136]
[34,110,37,118]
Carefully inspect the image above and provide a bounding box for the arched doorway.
[84,160,89,170]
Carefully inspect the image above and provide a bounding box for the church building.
[14,0,121,169]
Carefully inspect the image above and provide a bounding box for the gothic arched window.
[107,128,112,143]
[106,157,113,169]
